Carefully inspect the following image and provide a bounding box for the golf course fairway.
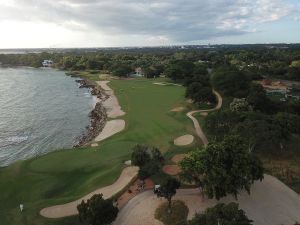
[0,78,195,225]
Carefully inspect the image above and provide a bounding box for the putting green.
[0,78,193,225]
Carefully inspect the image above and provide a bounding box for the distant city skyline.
[0,0,300,48]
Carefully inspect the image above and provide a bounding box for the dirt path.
[40,166,138,218]
[114,175,300,225]
[186,90,222,146]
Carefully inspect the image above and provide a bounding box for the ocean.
[0,67,95,166]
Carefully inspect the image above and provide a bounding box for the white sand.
[96,81,125,118]
[170,106,185,112]
[95,119,125,142]
[114,175,300,225]
[153,82,182,86]
[92,81,126,143]
[174,134,194,146]
[40,166,139,218]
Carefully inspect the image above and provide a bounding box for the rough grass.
[155,200,189,225]
[0,77,193,225]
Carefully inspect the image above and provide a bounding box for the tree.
[131,145,165,181]
[180,136,264,200]
[230,98,253,112]
[211,67,250,97]
[156,178,181,213]
[77,194,118,225]
[246,83,273,113]
[274,112,300,134]
[151,147,165,165]
[188,203,253,225]
[131,145,151,167]
[164,60,195,81]
[185,82,216,104]
[112,64,132,77]
[233,118,287,151]
[205,110,242,139]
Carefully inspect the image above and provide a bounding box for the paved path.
[114,175,300,225]
[40,166,138,218]
[186,90,222,146]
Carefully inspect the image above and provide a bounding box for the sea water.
[0,67,95,166]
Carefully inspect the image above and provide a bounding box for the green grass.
[0,78,194,225]
[155,200,189,225]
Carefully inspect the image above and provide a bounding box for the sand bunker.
[40,166,139,218]
[95,119,125,142]
[170,106,185,112]
[163,165,181,176]
[153,82,182,86]
[174,134,194,146]
[153,82,168,86]
[171,154,187,163]
[91,143,99,147]
[200,112,208,116]
[96,81,125,118]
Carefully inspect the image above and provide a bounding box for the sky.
[0,0,300,48]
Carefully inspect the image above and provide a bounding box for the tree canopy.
[187,203,253,225]
[156,178,181,213]
[180,135,264,200]
[77,194,118,225]
[211,67,250,97]
[131,145,164,180]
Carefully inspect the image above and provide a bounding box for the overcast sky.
[0,0,299,48]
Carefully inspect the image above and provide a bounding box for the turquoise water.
[0,67,95,166]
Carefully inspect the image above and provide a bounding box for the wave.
[0,136,29,148]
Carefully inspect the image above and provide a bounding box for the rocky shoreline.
[74,79,109,147]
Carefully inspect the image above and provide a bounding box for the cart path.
[186,90,222,146]
[114,174,300,225]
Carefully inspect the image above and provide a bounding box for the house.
[258,79,288,96]
[262,79,272,86]
[130,67,144,77]
[42,60,53,67]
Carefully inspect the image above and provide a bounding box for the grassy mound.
[155,200,189,225]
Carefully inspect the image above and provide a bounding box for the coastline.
[74,78,126,147]
[74,78,109,147]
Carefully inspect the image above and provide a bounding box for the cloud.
[0,0,298,45]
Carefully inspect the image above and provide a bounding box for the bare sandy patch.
[95,119,125,142]
[153,82,182,86]
[163,165,181,176]
[170,106,185,112]
[174,134,194,146]
[200,112,208,116]
[91,143,99,147]
[40,166,138,218]
[172,154,187,164]
[153,82,168,86]
[96,81,125,118]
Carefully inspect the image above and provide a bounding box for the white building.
[42,60,53,67]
